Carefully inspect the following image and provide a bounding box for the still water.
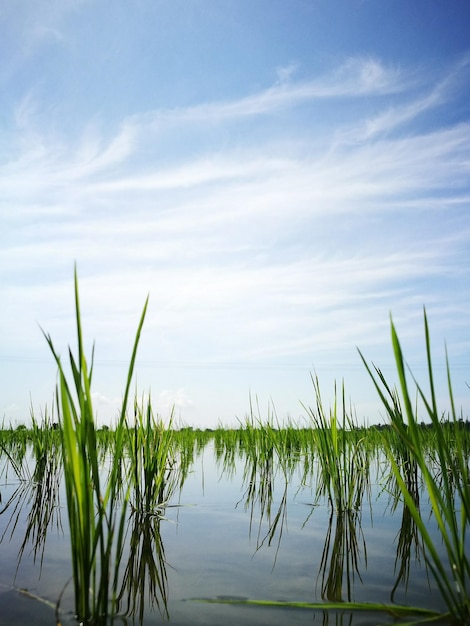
[0,441,450,625]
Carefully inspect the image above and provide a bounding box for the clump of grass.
[303,376,370,512]
[116,399,177,620]
[359,309,469,623]
[0,424,30,482]
[16,412,62,573]
[237,413,290,560]
[128,398,177,517]
[42,268,148,624]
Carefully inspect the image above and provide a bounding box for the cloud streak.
[1,53,469,425]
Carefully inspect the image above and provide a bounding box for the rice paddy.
[0,277,469,625]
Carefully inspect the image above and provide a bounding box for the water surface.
[0,439,451,625]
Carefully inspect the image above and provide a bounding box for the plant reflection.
[1,422,460,624]
[236,422,291,565]
[117,509,169,621]
[0,416,180,624]
[116,406,181,621]
[318,510,366,602]
[379,426,426,602]
[389,456,425,601]
[320,609,354,626]
[235,425,370,599]
[0,437,62,573]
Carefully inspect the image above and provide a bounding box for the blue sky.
[1,0,470,428]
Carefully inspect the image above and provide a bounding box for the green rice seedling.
[267,415,308,476]
[0,483,30,544]
[241,427,289,555]
[212,426,241,477]
[0,424,30,482]
[0,443,31,483]
[128,397,177,517]
[214,435,238,477]
[359,309,470,623]
[376,424,427,601]
[238,419,278,548]
[193,427,214,453]
[172,427,201,488]
[117,401,181,619]
[0,418,61,571]
[303,376,370,513]
[16,431,63,573]
[28,408,61,482]
[235,407,299,564]
[0,453,61,575]
[42,268,149,624]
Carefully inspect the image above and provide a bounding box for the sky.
[1,0,470,429]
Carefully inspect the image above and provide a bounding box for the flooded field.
[0,423,467,626]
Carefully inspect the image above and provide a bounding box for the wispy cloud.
[1,55,469,426]
[0,0,80,85]
[126,56,403,131]
[5,55,468,212]
[337,54,470,143]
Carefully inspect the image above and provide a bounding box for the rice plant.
[303,376,370,513]
[42,268,148,624]
[0,424,30,482]
[17,432,62,572]
[127,398,177,517]
[359,309,470,623]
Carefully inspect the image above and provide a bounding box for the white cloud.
[120,56,404,133]
[1,54,469,426]
[337,55,470,144]
[3,56,468,234]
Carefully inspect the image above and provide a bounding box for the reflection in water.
[0,441,62,574]
[0,434,455,625]
[232,421,371,604]
[239,470,289,565]
[1,480,173,623]
[236,425,292,565]
[392,500,424,600]
[320,609,354,626]
[0,430,178,624]
[318,510,366,602]
[378,431,427,602]
[234,445,429,611]
[389,456,425,600]
[117,509,169,621]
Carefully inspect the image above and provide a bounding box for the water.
[0,441,453,625]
